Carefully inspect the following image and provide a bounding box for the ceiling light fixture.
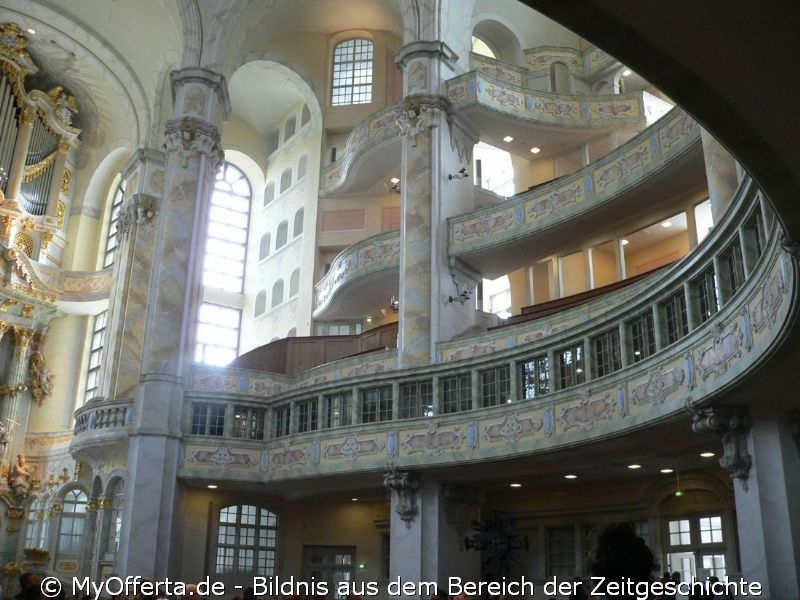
[389,177,400,193]
[564,474,577,480]
[700,452,716,458]
[530,147,541,154]
[660,468,674,474]
[661,220,673,228]
[351,497,358,501]
[621,239,629,245]
[627,464,642,470]
[207,484,218,489]
[622,68,632,76]
[509,483,522,488]
[503,136,514,143]
[27,28,36,35]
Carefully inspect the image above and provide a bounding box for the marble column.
[733,410,800,598]
[395,41,477,368]
[384,468,479,594]
[700,129,739,223]
[0,326,35,473]
[114,67,228,580]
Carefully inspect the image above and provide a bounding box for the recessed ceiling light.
[634,350,641,356]
[660,468,674,474]
[622,68,632,76]
[27,28,36,35]
[621,239,629,245]
[207,484,218,489]
[700,452,716,458]
[564,474,577,480]
[509,483,522,488]
[661,220,672,228]
[503,136,514,143]
[530,147,541,154]
[351,497,358,501]
[627,464,642,470]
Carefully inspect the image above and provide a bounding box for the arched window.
[331,39,374,106]
[204,162,251,293]
[216,505,278,576]
[103,479,124,559]
[266,130,280,155]
[297,155,307,181]
[57,489,88,555]
[280,168,292,194]
[264,181,275,206]
[272,280,284,308]
[301,105,311,127]
[276,221,288,249]
[293,208,304,237]
[255,290,267,316]
[103,177,126,268]
[284,116,296,141]
[24,495,50,549]
[290,269,300,297]
[259,233,271,261]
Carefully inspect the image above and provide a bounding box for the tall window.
[289,269,300,298]
[271,280,284,308]
[57,489,88,555]
[359,386,392,423]
[591,328,622,378]
[519,355,550,399]
[442,374,472,414]
[103,178,126,268]
[629,310,656,362]
[204,163,250,293]
[24,495,49,549]
[104,480,124,559]
[331,39,374,106]
[480,365,510,407]
[233,407,266,440]
[662,292,689,345]
[216,505,278,576]
[298,399,319,433]
[195,303,241,366]
[400,381,433,419]
[694,267,719,323]
[84,310,107,404]
[323,392,352,428]
[556,343,585,389]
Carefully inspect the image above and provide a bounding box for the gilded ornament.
[20,304,33,317]
[60,168,72,195]
[22,151,57,183]
[28,351,54,407]
[57,201,65,228]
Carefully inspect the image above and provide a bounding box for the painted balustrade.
[173,177,793,482]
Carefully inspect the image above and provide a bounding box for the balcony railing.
[178,177,792,482]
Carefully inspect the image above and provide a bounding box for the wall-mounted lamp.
[390,177,401,193]
[448,167,469,181]
[448,284,471,304]
[388,295,399,312]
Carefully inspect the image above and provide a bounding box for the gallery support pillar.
[115,67,228,580]
[701,128,739,223]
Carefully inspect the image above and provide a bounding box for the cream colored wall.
[511,155,556,193]
[560,251,587,296]
[591,246,618,288]
[177,489,389,587]
[625,232,689,276]
[317,193,401,256]
[508,267,529,313]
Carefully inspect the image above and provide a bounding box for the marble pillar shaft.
[701,128,739,223]
[399,129,434,368]
[735,414,800,599]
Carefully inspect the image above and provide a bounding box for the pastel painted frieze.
[482,413,543,445]
[403,423,465,456]
[558,391,614,431]
[186,447,255,468]
[324,435,386,461]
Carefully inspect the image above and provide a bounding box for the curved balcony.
[177,178,796,484]
[313,230,400,319]
[447,71,645,129]
[449,107,703,277]
[70,397,132,461]
[523,45,616,78]
[320,104,402,196]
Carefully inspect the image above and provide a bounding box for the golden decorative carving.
[57,201,65,228]
[0,215,12,241]
[5,507,25,532]
[40,231,52,254]
[20,108,36,125]
[46,87,79,127]
[22,151,56,183]
[0,384,28,395]
[12,326,33,347]
[20,305,33,317]
[47,503,62,518]
[0,299,17,312]
[98,495,113,509]
[86,501,98,512]
[22,548,49,567]
[13,231,33,256]
[61,168,72,195]
[28,351,53,407]
[0,321,9,338]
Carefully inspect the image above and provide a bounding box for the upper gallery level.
[71,176,796,486]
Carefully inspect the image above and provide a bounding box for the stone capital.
[396,95,449,146]
[395,41,458,71]
[117,194,159,241]
[383,464,419,528]
[170,67,231,123]
[163,119,225,171]
[690,405,752,489]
